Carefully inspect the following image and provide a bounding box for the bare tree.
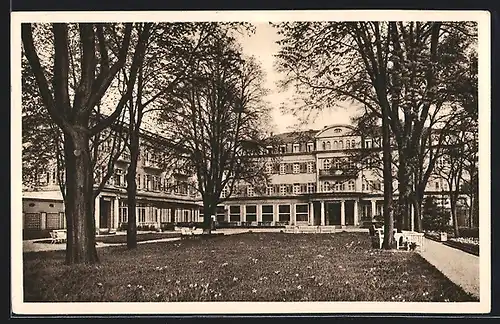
[22,23,149,264]
[158,30,272,233]
[274,21,477,244]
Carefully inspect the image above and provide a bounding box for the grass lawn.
[23,232,477,302]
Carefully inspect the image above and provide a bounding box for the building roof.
[271,129,319,144]
[23,190,63,201]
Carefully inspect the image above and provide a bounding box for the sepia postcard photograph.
[10,10,491,315]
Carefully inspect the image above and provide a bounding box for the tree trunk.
[381,108,395,249]
[126,136,140,249]
[202,200,215,234]
[64,129,99,264]
[413,190,424,232]
[450,196,460,237]
[397,154,411,232]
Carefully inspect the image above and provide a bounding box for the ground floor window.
[262,205,273,222]
[137,204,146,223]
[246,205,257,222]
[295,204,309,222]
[119,200,128,224]
[230,205,241,222]
[278,204,290,222]
[216,205,225,223]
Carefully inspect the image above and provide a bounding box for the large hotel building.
[22,124,471,232]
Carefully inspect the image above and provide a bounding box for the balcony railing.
[319,167,358,178]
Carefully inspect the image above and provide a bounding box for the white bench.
[50,230,67,244]
[374,228,404,249]
[180,227,203,239]
[402,231,425,251]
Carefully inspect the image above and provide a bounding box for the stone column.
[225,206,230,222]
[94,195,100,229]
[340,200,346,226]
[241,205,246,223]
[320,201,325,226]
[371,199,377,218]
[309,202,315,226]
[41,212,47,230]
[273,204,279,225]
[113,197,119,229]
[353,199,359,226]
[257,205,263,223]
[291,203,296,225]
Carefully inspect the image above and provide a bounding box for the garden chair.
[49,231,57,244]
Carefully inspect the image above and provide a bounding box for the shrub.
[458,227,479,238]
[422,197,450,232]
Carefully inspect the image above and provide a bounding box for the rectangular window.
[365,140,372,148]
[230,205,241,222]
[280,184,287,196]
[278,205,290,222]
[307,162,314,173]
[262,205,274,222]
[265,163,272,174]
[119,200,128,224]
[307,183,315,193]
[293,183,301,194]
[137,204,146,223]
[293,163,300,174]
[114,169,123,187]
[307,142,314,152]
[266,185,273,196]
[247,186,254,197]
[279,164,286,175]
[246,205,257,222]
[295,204,309,222]
[348,181,355,191]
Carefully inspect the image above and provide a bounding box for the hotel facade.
[22,124,472,232]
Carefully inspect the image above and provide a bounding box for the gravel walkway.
[419,237,480,299]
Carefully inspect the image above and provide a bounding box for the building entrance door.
[345,201,355,225]
[99,198,111,229]
[326,202,341,225]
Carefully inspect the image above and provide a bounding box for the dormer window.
[365,140,372,148]
[334,128,342,133]
[292,143,300,153]
[307,142,314,152]
[279,145,286,154]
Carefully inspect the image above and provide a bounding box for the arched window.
[323,159,331,170]
[323,182,330,192]
[333,141,338,149]
[339,140,343,149]
[322,142,326,150]
[346,140,351,149]
[351,140,356,148]
[348,180,355,191]
[326,141,331,150]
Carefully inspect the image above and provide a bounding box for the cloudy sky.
[237,23,359,134]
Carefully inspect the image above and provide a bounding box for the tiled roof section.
[272,129,319,144]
